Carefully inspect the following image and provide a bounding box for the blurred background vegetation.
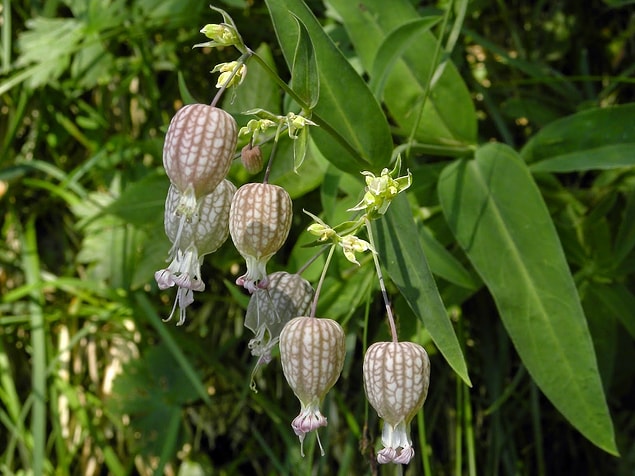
[1,0,634,475]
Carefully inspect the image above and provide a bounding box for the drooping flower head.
[363,341,430,464]
[279,316,346,456]
[162,104,237,220]
[245,272,313,389]
[155,180,235,325]
[229,183,292,293]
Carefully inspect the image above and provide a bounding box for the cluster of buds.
[155,103,238,325]
[195,8,248,90]
[305,210,374,266]
[349,155,412,218]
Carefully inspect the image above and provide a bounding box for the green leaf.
[372,194,471,386]
[177,71,198,105]
[438,142,617,454]
[290,14,319,109]
[103,171,169,227]
[528,144,635,173]
[418,224,480,290]
[521,104,635,165]
[265,0,393,174]
[329,0,476,147]
[369,16,442,98]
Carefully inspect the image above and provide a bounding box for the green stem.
[309,244,336,318]
[250,51,365,166]
[418,411,432,476]
[364,218,398,342]
[22,216,46,476]
[250,50,310,110]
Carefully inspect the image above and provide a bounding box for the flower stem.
[365,218,398,342]
[309,244,336,318]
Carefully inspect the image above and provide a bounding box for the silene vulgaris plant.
[154,5,432,467]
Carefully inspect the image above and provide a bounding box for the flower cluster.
[155,104,237,325]
[153,7,432,469]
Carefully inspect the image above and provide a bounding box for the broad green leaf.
[329,0,476,147]
[268,135,328,199]
[103,171,168,227]
[521,104,635,164]
[373,194,471,386]
[438,142,617,454]
[290,14,319,109]
[369,16,442,98]
[265,0,393,174]
[529,144,635,173]
[418,224,480,290]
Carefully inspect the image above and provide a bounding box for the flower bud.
[240,144,264,174]
[279,316,346,456]
[229,183,292,292]
[363,341,430,465]
[163,104,237,204]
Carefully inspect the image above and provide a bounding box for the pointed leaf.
[369,16,442,98]
[265,0,393,174]
[290,14,319,109]
[438,142,617,454]
[329,0,476,147]
[521,104,635,166]
[372,194,471,386]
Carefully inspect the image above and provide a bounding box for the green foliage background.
[1,0,634,475]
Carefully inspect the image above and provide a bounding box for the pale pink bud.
[241,144,263,174]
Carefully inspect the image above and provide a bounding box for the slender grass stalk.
[464,383,476,476]
[1,0,10,74]
[417,411,432,476]
[454,378,463,476]
[21,216,47,475]
[133,292,212,407]
[530,382,546,476]
[0,338,30,469]
[309,244,336,318]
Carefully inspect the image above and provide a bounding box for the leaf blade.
[265,0,393,173]
[438,142,617,454]
[373,194,471,386]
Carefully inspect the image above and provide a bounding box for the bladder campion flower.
[245,272,313,388]
[363,341,430,464]
[229,183,292,293]
[279,316,346,456]
[162,104,237,218]
[155,180,235,326]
